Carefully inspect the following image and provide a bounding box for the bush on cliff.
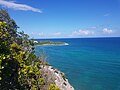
[0,10,60,90]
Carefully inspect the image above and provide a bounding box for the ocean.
[35,37,120,90]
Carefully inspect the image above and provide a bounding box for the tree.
[0,10,60,90]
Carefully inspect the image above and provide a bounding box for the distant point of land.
[34,40,69,46]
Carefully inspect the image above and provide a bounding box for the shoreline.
[33,40,69,46]
[35,43,69,46]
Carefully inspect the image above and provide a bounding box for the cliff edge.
[42,65,74,90]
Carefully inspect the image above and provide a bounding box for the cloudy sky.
[0,0,120,38]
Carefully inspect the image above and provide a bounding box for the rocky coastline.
[41,65,74,90]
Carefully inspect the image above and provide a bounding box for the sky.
[0,0,120,38]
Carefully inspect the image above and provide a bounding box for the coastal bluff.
[41,65,74,90]
[0,10,74,90]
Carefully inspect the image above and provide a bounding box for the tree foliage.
[48,84,60,90]
[0,10,60,90]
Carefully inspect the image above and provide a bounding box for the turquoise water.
[35,38,120,90]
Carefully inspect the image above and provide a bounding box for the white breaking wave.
[64,43,69,45]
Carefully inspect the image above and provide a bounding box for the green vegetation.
[0,10,60,90]
[34,40,66,46]
[48,84,60,90]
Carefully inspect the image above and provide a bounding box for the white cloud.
[72,29,94,36]
[52,32,61,36]
[38,32,44,37]
[103,28,113,34]
[0,0,42,13]
[37,32,62,37]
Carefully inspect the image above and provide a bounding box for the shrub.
[48,84,60,90]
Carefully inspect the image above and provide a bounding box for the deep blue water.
[35,38,120,90]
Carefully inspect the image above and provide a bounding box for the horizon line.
[31,36,120,39]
